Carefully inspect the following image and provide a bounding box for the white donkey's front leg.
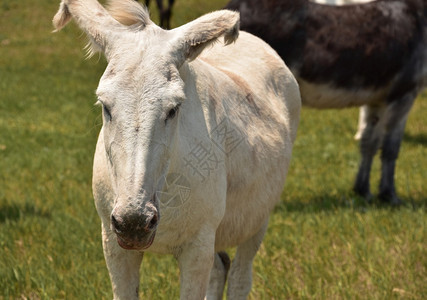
[102,224,144,300]
[177,228,216,300]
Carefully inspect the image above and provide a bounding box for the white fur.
[295,78,385,140]
[311,0,375,5]
[54,0,301,299]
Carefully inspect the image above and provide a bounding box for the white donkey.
[53,0,301,299]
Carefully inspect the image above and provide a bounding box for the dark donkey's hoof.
[353,186,373,204]
[378,192,404,206]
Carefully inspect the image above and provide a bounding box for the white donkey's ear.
[52,2,72,31]
[52,0,128,57]
[172,10,240,63]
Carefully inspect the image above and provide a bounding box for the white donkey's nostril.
[146,213,158,231]
[111,213,124,234]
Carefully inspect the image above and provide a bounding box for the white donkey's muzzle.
[111,195,159,250]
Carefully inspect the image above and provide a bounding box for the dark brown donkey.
[226,0,427,205]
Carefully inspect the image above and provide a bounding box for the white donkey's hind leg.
[206,252,231,300]
[226,220,269,300]
[101,224,143,300]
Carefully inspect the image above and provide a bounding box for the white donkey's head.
[53,0,239,250]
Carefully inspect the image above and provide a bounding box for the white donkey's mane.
[107,0,151,27]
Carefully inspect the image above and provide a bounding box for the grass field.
[0,0,426,299]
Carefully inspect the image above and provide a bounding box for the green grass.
[0,0,425,299]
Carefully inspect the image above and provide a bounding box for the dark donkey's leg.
[353,105,386,201]
[165,0,175,29]
[155,0,174,29]
[155,0,165,27]
[377,49,421,205]
[378,89,417,205]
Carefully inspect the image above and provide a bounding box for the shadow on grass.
[276,193,427,214]
[0,201,51,223]
[403,132,427,145]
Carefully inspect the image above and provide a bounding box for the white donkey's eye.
[103,105,112,122]
[165,104,181,123]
